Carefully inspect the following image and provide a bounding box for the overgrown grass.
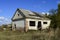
[0,29,59,40]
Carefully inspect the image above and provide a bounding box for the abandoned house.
[11,8,51,32]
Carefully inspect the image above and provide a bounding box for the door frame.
[37,21,42,30]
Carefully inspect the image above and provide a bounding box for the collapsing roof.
[12,8,50,20]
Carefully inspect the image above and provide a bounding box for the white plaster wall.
[12,20,24,30]
[26,18,51,30]
[26,19,42,30]
[12,18,51,30]
[13,11,23,20]
[41,20,51,29]
[26,19,38,30]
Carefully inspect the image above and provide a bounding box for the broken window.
[18,14,19,16]
[29,21,35,26]
[43,22,47,24]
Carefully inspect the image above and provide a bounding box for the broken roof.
[12,8,50,20]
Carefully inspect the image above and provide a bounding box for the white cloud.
[46,12,49,15]
[42,12,45,14]
[42,12,49,15]
[0,21,2,22]
[0,16,4,19]
[0,16,11,25]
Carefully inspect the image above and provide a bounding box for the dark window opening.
[43,22,47,24]
[29,21,35,26]
[18,14,19,16]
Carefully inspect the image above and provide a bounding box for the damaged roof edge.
[12,8,51,20]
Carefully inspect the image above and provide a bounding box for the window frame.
[29,21,35,26]
[43,22,47,24]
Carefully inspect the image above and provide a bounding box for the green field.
[0,29,59,40]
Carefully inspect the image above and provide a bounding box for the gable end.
[11,9,26,20]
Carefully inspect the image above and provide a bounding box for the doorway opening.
[37,21,41,30]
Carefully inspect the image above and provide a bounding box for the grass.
[0,29,59,40]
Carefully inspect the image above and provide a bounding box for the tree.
[49,9,57,29]
[56,4,60,28]
[49,9,58,40]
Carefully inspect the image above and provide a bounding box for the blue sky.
[0,0,60,25]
